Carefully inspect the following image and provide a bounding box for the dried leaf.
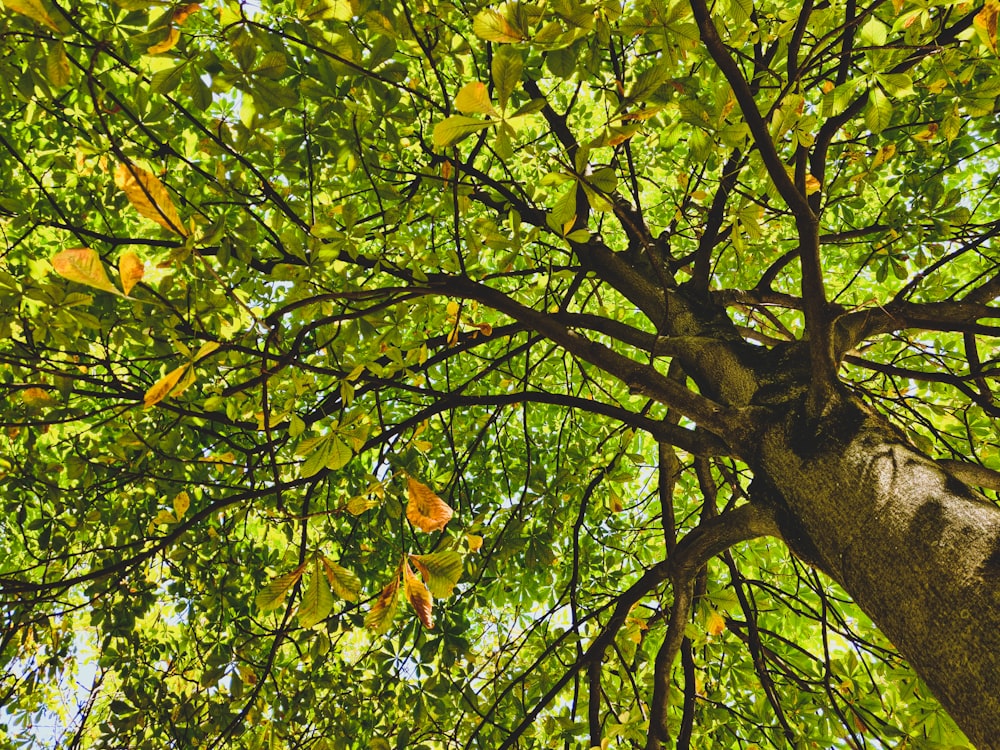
[255,565,306,612]
[321,557,361,601]
[143,363,189,408]
[364,576,400,633]
[118,251,144,295]
[172,3,201,24]
[406,475,454,532]
[52,248,120,295]
[114,163,187,235]
[404,561,434,629]
[298,558,335,628]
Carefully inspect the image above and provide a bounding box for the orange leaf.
[706,609,726,636]
[404,560,434,629]
[118,251,144,295]
[52,248,120,295]
[114,163,187,235]
[144,364,189,408]
[975,0,999,54]
[406,475,454,533]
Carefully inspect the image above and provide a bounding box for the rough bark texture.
[755,399,1000,749]
[652,284,1000,747]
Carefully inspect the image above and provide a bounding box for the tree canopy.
[2,0,1000,748]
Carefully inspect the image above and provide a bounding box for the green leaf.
[45,42,70,88]
[865,87,892,133]
[325,436,352,470]
[149,63,187,95]
[492,46,523,110]
[433,115,492,147]
[298,559,335,628]
[409,551,463,598]
[255,565,305,612]
[321,558,362,601]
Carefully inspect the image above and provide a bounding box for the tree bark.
[755,398,1000,749]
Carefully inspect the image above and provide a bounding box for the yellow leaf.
[194,341,220,361]
[321,557,361,601]
[172,490,190,519]
[466,533,484,552]
[255,564,306,611]
[21,387,55,406]
[147,26,180,55]
[143,363,189,408]
[3,0,61,32]
[118,251,144,295]
[406,475,454,533]
[114,163,187,235]
[706,609,726,636]
[404,560,434,629]
[974,0,999,54]
[152,509,177,525]
[52,248,120,295]
[804,174,821,195]
[365,576,400,633]
[472,9,524,42]
[454,82,497,116]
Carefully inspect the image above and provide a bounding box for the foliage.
[0,0,998,748]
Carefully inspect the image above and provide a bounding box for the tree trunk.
[756,398,1000,749]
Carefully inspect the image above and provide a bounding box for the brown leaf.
[403,561,434,629]
[118,251,144,295]
[406,475,454,533]
[364,576,400,633]
[114,163,187,235]
[172,3,201,24]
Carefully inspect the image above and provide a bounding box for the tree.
[1,0,999,747]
